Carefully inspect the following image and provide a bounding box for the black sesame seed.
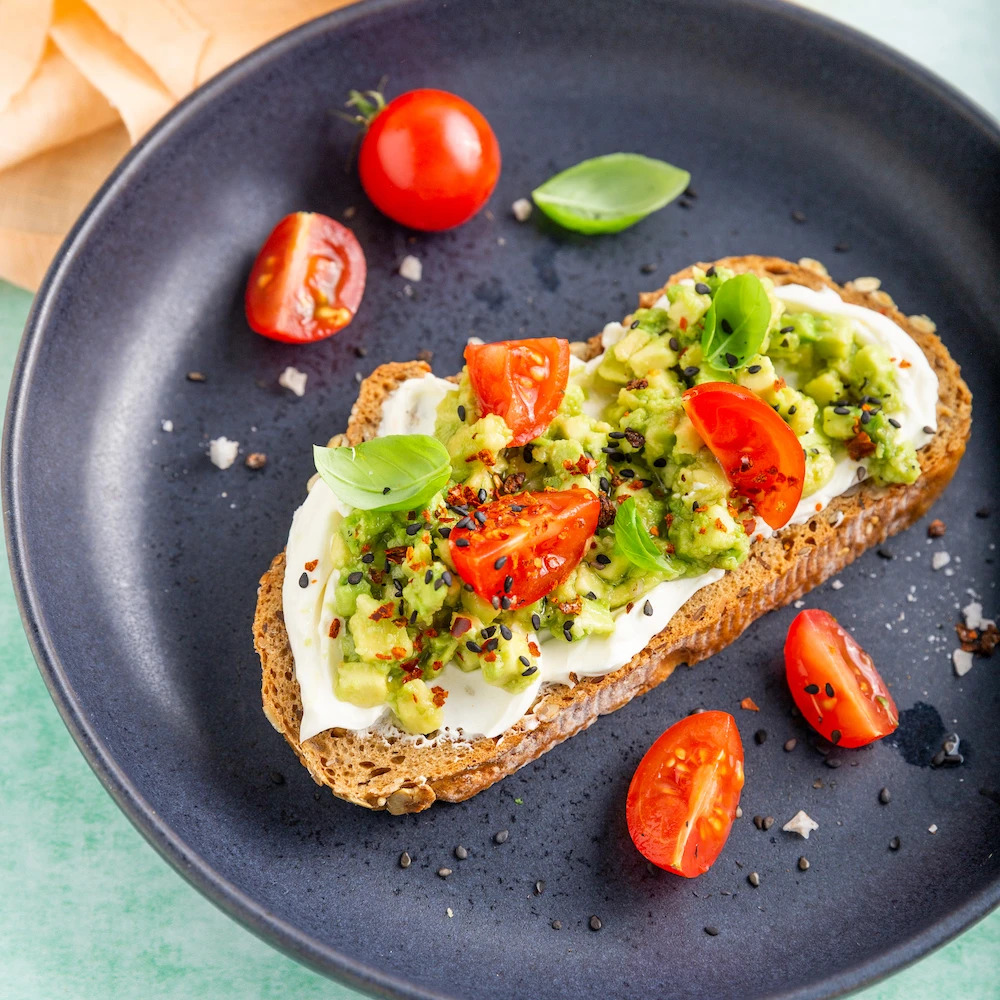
[481,626,496,639]
[442,571,453,585]
[494,829,509,844]
[522,666,538,676]
[409,610,418,625]
[424,569,433,584]
[519,655,531,667]
[466,641,482,653]
[382,486,391,495]
[434,577,446,590]
[608,430,625,439]
[393,579,404,596]
[754,729,767,745]
[879,787,891,805]
[406,523,422,536]
[721,318,733,335]
[788,405,797,415]
[585,591,597,600]
[724,352,738,367]
[509,504,523,512]
[831,728,842,744]
[653,457,667,468]
[630,319,641,329]
[464,582,475,592]
[923,425,935,436]
[474,510,487,524]
[298,572,309,588]
[695,282,711,295]
[504,576,514,593]
[457,404,466,420]
[805,683,820,694]
[889,836,901,851]
[494,556,507,570]
[834,405,851,415]
[501,596,511,610]
[347,571,363,585]
[589,916,603,931]
[361,552,374,564]
[599,476,611,492]
[455,538,470,548]
[595,554,611,566]
[492,596,501,609]
[780,325,795,334]
[455,517,472,530]
[888,417,901,429]
[683,365,699,378]
[825,682,835,697]
[483,637,499,652]
[531,613,541,630]
[523,444,534,463]
[478,488,487,503]
[669,337,680,351]
[500,624,513,640]
[620,468,635,479]
[704,925,720,937]
[563,620,573,634]
[706,265,717,276]
[642,600,653,617]
[747,364,762,374]
[860,411,871,425]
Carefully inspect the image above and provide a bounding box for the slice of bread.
[253,255,971,814]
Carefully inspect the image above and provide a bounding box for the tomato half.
[245,212,366,343]
[682,381,805,530]
[785,609,898,748]
[465,338,570,447]
[448,488,599,609]
[358,89,501,231]
[627,711,744,878]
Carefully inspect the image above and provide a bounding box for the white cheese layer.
[286,284,939,741]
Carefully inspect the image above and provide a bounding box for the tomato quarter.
[356,88,501,231]
[466,338,570,447]
[785,609,899,748]
[245,212,366,343]
[627,711,745,878]
[682,381,805,529]
[448,488,599,609]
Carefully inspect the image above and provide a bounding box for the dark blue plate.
[5,1,1000,997]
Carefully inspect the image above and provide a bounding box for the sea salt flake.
[208,437,239,470]
[512,198,533,221]
[931,551,951,571]
[783,810,819,839]
[831,579,844,590]
[794,600,805,609]
[278,366,307,397]
[928,824,938,834]
[160,419,173,432]
[952,649,974,677]
[399,255,422,281]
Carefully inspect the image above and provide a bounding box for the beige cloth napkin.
[0,0,357,289]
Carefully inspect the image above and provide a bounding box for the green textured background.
[1,2,998,997]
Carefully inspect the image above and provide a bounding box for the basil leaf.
[313,435,450,512]
[612,497,681,579]
[701,273,772,371]
[531,154,691,235]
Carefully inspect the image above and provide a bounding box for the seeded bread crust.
[253,255,971,814]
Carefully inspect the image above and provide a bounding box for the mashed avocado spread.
[307,267,925,736]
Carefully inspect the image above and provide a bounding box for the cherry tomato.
[465,338,570,447]
[627,711,745,878]
[449,488,599,609]
[785,609,899,748]
[245,212,366,343]
[358,89,501,231]
[682,381,805,530]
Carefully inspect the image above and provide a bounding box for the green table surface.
[2,2,998,998]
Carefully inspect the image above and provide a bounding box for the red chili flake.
[304,559,318,572]
[450,616,473,638]
[368,568,386,586]
[664,542,676,555]
[385,546,408,565]
[899,359,912,368]
[679,316,688,331]
[556,598,583,616]
[328,619,341,639]
[624,377,649,391]
[847,427,877,461]
[528,641,540,657]
[446,484,480,508]
[742,518,757,537]
[740,697,761,711]
[465,448,496,466]
[391,645,408,660]
[956,622,999,656]
[432,660,443,671]
[369,602,394,622]
[626,602,635,613]
[498,472,526,495]
[431,685,448,708]
[375,653,393,661]
[483,652,497,662]
[564,454,597,475]
[714,517,727,532]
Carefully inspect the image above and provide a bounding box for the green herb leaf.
[531,154,691,234]
[313,435,450,512]
[700,273,772,371]
[612,497,681,578]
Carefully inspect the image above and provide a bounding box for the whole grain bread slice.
[253,255,971,814]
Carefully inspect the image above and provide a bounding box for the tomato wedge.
[682,381,804,529]
[627,711,744,878]
[448,488,599,609]
[465,338,570,447]
[785,609,898,748]
[245,212,366,343]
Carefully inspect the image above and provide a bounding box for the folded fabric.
[0,0,355,290]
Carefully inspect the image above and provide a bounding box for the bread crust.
[253,255,971,814]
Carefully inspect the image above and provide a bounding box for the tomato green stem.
[336,79,389,128]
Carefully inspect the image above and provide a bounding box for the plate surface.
[5,1,1000,998]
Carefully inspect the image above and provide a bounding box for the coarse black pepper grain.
[975,507,990,518]
[889,836,901,851]
[494,829,509,844]
[589,916,603,931]
[399,852,412,869]
[879,787,891,805]
[704,925,720,937]
[754,729,767,745]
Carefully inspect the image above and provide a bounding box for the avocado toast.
[253,255,971,814]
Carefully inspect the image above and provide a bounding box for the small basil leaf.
[612,497,682,578]
[701,273,772,371]
[313,435,450,512]
[531,153,691,235]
